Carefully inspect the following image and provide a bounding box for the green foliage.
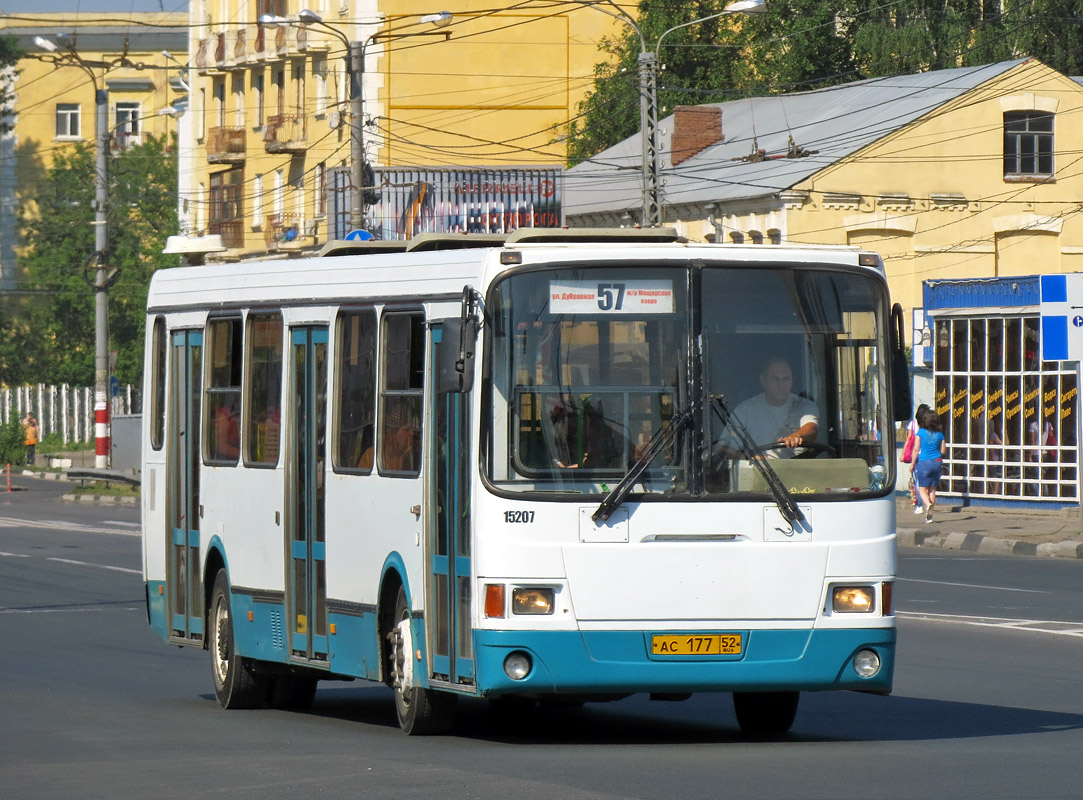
[0,35,23,135]
[568,0,1083,163]
[18,134,181,387]
[0,419,26,466]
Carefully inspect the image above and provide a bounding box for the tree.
[568,0,1083,163]
[19,134,180,387]
[0,35,23,134]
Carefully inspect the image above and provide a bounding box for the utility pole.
[348,39,365,232]
[35,36,115,468]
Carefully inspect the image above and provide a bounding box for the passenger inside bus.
[212,395,240,461]
[382,403,421,472]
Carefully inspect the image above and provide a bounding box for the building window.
[115,101,140,134]
[1004,111,1053,177]
[313,55,328,117]
[209,166,245,248]
[253,174,264,229]
[252,70,264,128]
[933,314,1077,501]
[315,162,325,217]
[56,103,80,138]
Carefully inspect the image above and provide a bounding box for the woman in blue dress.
[910,407,946,523]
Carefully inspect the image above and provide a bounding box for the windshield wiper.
[592,409,693,523]
[709,394,805,525]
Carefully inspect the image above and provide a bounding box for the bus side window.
[379,311,424,475]
[205,316,242,464]
[244,312,283,466]
[334,308,377,472]
[150,316,166,451]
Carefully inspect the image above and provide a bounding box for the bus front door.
[288,326,329,662]
[429,325,475,689]
[168,329,203,644]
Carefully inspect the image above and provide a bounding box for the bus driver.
[715,356,819,458]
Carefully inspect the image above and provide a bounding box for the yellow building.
[183,0,620,257]
[566,58,1083,331]
[0,13,189,289]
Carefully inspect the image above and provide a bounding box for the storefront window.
[932,314,1078,501]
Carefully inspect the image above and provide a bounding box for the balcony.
[209,219,245,250]
[264,114,307,153]
[207,126,247,164]
[265,212,301,250]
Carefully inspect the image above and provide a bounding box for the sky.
[2,0,187,13]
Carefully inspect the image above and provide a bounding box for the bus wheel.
[267,675,318,711]
[733,691,799,736]
[388,585,456,735]
[210,569,268,709]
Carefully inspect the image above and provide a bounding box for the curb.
[898,527,1083,559]
[61,493,138,506]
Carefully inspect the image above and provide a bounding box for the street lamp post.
[35,36,114,468]
[262,10,452,236]
[580,0,765,227]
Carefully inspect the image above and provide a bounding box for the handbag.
[908,472,918,506]
[901,432,915,463]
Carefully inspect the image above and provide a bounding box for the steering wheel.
[758,440,836,459]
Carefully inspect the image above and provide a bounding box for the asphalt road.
[2,479,1082,800]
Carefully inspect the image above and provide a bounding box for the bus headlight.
[832,586,876,613]
[853,649,881,678]
[512,588,554,615]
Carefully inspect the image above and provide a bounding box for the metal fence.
[0,384,139,444]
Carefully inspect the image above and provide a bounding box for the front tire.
[387,585,456,734]
[210,569,268,709]
[733,691,800,736]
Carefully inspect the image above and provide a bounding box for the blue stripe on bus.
[473,628,896,695]
[146,581,168,640]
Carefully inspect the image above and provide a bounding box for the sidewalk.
[896,493,1083,559]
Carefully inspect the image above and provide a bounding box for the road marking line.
[0,551,30,558]
[0,516,138,537]
[898,610,1083,637]
[45,557,140,575]
[898,577,1045,594]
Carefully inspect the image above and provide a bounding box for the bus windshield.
[485,262,893,498]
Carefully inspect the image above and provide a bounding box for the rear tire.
[733,691,799,736]
[388,585,456,734]
[210,570,268,709]
[267,675,318,710]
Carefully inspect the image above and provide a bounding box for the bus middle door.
[288,326,329,663]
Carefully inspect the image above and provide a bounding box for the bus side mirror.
[890,303,912,422]
[437,316,477,394]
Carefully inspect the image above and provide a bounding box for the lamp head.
[420,11,453,27]
[723,0,767,13]
[34,36,59,53]
[259,13,289,25]
[298,9,323,24]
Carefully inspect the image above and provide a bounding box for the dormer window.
[1004,111,1053,178]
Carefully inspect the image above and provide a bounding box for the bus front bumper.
[473,627,895,696]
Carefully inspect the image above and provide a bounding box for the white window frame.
[56,103,81,139]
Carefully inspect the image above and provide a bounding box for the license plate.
[651,633,743,656]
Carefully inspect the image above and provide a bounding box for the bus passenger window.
[379,311,424,475]
[150,316,166,451]
[334,309,377,472]
[245,312,283,466]
[205,317,242,464]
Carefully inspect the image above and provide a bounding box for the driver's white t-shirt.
[718,392,819,455]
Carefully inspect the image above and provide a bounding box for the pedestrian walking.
[901,403,930,514]
[910,406,946,523]
[22,412,40,466]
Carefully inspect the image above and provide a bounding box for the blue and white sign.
[1039,273,1083,361]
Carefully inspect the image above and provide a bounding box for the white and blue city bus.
[142,228,910,735]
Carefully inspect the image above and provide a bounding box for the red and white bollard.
[95,399,110,469]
